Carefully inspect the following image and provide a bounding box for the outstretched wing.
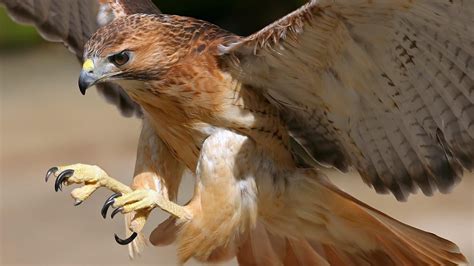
[0,0,160,117]
[219,0,474,200]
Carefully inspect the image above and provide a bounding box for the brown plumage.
[2,0,472,264]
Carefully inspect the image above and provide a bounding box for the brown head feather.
[85,14,238,82]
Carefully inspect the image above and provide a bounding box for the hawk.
[1,0,472,264]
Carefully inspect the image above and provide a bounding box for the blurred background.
[0,1,472,265]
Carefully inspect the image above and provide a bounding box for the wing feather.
[0,0,160,117]
[220,0,474,200]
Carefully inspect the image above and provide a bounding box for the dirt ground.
[0,46,472,265]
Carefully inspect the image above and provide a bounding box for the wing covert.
[219,0,474,200]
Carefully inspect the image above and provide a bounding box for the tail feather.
[372,215,466,265]
[237,223,450,266]
[287,240,329,265]
[237,223,466,266]
[245,174,468,265]
[237,225,330,266]
[237,222,283,265]
[325,180,466,265]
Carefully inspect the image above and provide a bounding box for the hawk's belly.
[117,81,211,171]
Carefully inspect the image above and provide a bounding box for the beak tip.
[79,86,87,95]
[78,70,96,95]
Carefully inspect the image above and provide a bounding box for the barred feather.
[220,0,474,200]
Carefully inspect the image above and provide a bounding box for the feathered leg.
[172,130,260,263]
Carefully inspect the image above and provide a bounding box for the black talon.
[114,232,138,245]
[101,193,121,218]
[74,200,83,206]
[54,169,74,192]
[45,167,58,182]
[111,207,123,219]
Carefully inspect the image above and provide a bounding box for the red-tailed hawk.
[2,0,472,264]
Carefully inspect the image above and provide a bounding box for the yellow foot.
[45,163,191,245]
[102,189,191,245]
[110,189,191,220]
[45,163,132,205]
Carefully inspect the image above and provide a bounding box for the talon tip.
[114,232,138,245]
[101,193,121,219]
[111,207,123,219]
[54,169,74,192]
[45,167,58,182]
[101,206,109,219]
[74,200,83,206]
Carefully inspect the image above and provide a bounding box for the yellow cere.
[82,59,94,72]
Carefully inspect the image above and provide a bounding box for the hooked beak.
[78,59,98,95]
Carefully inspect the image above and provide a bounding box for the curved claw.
[45,167,58,182]
[54,169,74,192]
[110,207,123,219]
[101,193,121,218]
[114,232,138,245]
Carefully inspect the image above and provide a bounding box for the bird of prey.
[2,0,472,264]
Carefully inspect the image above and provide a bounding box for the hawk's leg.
[172,129,261,263]
[44,117,188,251]
[112,116,188,255]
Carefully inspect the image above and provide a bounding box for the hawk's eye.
[109,51,130,66]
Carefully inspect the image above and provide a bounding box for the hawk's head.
[78,14,194,95]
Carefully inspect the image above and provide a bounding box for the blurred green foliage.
[0,0,306,49]
[0,8,42,48]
